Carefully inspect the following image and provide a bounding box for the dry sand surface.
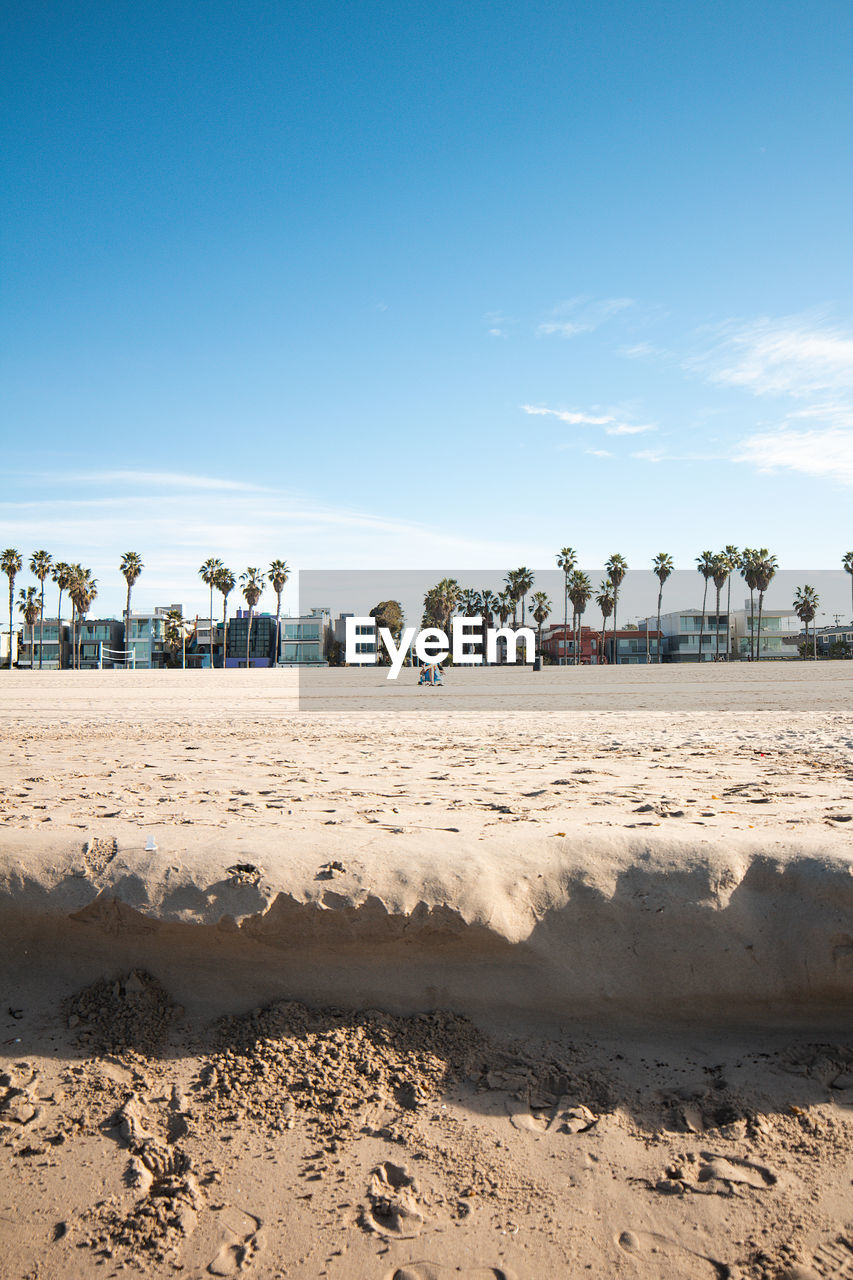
[1,665,852,1280]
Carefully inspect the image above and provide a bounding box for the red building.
[541,624,603,664]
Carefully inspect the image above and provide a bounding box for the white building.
[333,613,377,662]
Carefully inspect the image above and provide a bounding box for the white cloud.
[733,427,853,486]
[521,404,656,435]
[688,314,853,398]
[39,469,266,492]
[585,448,613,458]
[536,296,633,338]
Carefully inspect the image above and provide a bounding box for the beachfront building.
[127,607,172,668]
[729,606,800,660]
[603,629,662,665]
[278,609,331,665]
[638,609,730,661]
[16,619,70,669]
[74,618,126,669]
[799,623,853,658]
[541,624,602,664]
[333,613,378,663]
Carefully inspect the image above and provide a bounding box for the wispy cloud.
[38,470,266,492]
[733,427,853,486]
[585,448,613,458]
[536,296,633,339]
[687,313,853,398]
[521,404,656,436]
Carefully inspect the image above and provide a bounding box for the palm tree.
[215,567,235,667]
[480,589,499,664]
[1,549,22,669]
[530,591,551,660]
[164,607,190,668]
[120,552,144,669]
[651,553,673,665]
[793,585,819,660]
[568,569,593,665]
[17,586,39,667]
[605,555,627,662]
[722,546,739,659]
[240,568,264,668]
[199,558,223,668]
[695,550,715,663]
[514,568,534,626]
[711,553,730,661]
[268,560,290,667]
[740,549,760,660]
[29,550,52,670]
[52,561,72,670]
[556,547,577,665]
[69,568,97,670]
[754,551,778,660]
[843,552,853,623]
[496,590,513,627]
[422,578,461,634]
[595,580,615,664]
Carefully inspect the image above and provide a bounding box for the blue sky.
[3,0,852,619]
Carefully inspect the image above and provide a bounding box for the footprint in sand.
[780,1235,853,1279]
[656,1150,776,1194]
[207,1207,264,1275]
[362,1162,425,1240]
[617,1228,730,1278]
[386,1266,518,1280]
[506,1092,597,1136]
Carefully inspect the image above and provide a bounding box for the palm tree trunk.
[725,574,732,660]
[39,583,44,670]
[125,583,132,669]
[209,584,214,669]
[563,579,568,666]
[656,587,663,664]
[749,589,755,660]
[57,588,63,670]
[275,593,281,667]
[757,592,764,661]
[714,585,722,660]
[7,582,12,669]
[246,608,252,668]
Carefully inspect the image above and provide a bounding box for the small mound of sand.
[65,970,180,1056]
[203,1001,491,1137]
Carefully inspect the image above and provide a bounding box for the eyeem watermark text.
[345,616,536,679]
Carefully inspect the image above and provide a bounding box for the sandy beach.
[2,665,852,1279]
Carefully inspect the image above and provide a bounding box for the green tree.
[52,561,72,670]
[69,567,97,670]
[530,590,551,659]
[556,547,577,665]
[240,568,264,668]
[723,545,739,658]
[568,569,593,665]
[479,589,499,664]
[605,554,627,662]
[1,549,22,669]
[793,585,819,660]
[843,551,853,623]
[422,578,460,633]
[164,606,191,668]
[120,552,144,669]
[754,551,778,660]
[215,567,235,666]
[595,580,615,664]
[711,553,730,661]
[29,550,52,670]
[17,586,39,666]
[370,600,404,665]
[695,550,715,663]
[199,558,224,668]
[514,568,534,627]
[268,560,290,667]
[652,553,673,665]
[740,548,761,660]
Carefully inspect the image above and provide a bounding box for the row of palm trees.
[3,544,852,668]
[0,548,290,669]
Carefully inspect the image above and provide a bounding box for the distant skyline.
[3,2,852,618]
